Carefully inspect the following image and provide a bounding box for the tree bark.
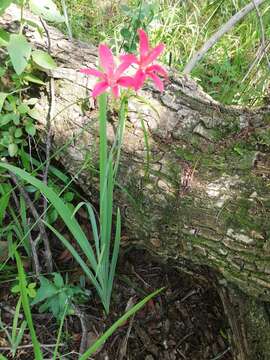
[2,5,270,359]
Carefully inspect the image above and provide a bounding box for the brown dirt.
[0,248,233,360]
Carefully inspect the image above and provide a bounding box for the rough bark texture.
[2,6,270,359]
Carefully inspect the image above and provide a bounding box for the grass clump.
[58,0,270,106]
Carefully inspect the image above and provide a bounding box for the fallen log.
[1,5,270,359]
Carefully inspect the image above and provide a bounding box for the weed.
[58,0,270,106]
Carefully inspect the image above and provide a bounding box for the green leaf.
[0,92,7,113]
[31,273,79,320]
[0,0,13,15]
[18,103,30,114]
[120,27,131,39]
[233,146,244,156]
[210,75,222,84]
[0,113,20,126]
[0,29,10,47]
[0,354,9,360]
[28,283,36,290]
[48,208,58,223]
[49,296,61,318]
[53,273,64,288]
[7,34,32,75]
[12,114,20,125]
[22,73,46,85]
[31,276,58,305]
[58,292,68,313]
[14,128,23,138]
[20,147,31,171]
[8,143,18,157]
[25,122,36,136]
[28,287,37,298]
[63,191,74,202]
[29,0,65,23]
[32,50,57,70]
[11,284,20,293]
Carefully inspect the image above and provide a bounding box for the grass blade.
[14,249,43,360]
[53,300,69,360]
[43,221,102,297]
[108,208,121,301]
[0,183,11,226]
[0,163,98,271]
[79,288,164,360]
[113,96,127,177]
[12,320,27,356]
[72,202,100,258]
[11,295,22,344]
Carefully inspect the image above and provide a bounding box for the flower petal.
[147,72,164,92]
[111,85,120,98]
[114,61,132,79]
[146,64,168,77]
[80,68,105,78]
[138,29,149,59]
[146,43,165,65]
[117,76,135,88]
[99,44,115,76]
[120,54,138,64]
[92,81,109,97]
[133,69,146,91]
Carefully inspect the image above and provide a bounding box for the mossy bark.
[2,5,270,358]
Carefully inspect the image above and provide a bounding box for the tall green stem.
[98,93,107,243]
[113,96,128,178]
[98,93,109,311]
[97,93,128,313]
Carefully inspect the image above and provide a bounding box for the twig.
[10,186,20,212]
[251,0,270,70]
[131,265,151,288]
[39,17,55,273]
[9,172,52,272]
[118,313,135,360]
[241,41,270,83]
[183,0,266,74]
[74,305,88,355]
[39,17,51,53]
[29,231,41,276]
[0,302,23,319]
[210,347,231,360]
[0,343,64,350]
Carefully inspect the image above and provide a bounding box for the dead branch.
[183,0,266,74]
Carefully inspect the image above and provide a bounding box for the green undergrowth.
[56,0,270,106]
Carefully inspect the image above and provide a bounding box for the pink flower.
[121,29,168,91]
[80,44,134,98]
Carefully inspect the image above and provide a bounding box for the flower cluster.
[80,29,167,98]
